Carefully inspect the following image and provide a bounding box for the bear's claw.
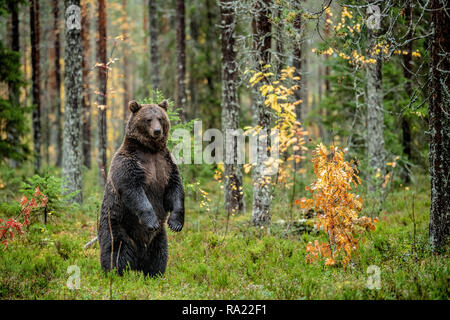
[140,214,160,231]
[168,218,183,232]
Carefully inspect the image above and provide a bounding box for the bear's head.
[125,100,170,152]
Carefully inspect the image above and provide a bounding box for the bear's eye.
[146,119,152,123]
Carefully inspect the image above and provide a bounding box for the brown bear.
[98,100,184,276]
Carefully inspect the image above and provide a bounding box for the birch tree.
[366,1,385,192]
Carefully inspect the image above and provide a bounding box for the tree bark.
[81,0,91,169]
[51,0,63,167]
[366,3,385,192]
[148,0,159,91]
[62,0,83,204]
[291,10,307,170]
[175,0,186,121]
[122,0,129,131]
[97,0,108,187]
[401,0,413,183]
[324,9,330,93]
[275,5,283,78]
[6,1,21,168]
[30,0,41,171]
[428,0,450,253]
[323,8,331,142]
[220,0,243,214]
[8,1,20,106]
[251,0,272,227]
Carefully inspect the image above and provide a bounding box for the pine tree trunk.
[401,0,413,183]
[366,7,385,192]
[292,11,304,167]
[148,0,159,91]
[275,5,283,78]
[324,9,330,93]
[428,0,450,253]
[324,9,331,142]
[7,2,20,168]
[81,0,91,169]
[122,0,129,131]
[62,0,83,204]
[251,0,272,227]
[220,0,243,214]
[175,0,186,121]
[30,0,41,171]
[53,0,63,167]
[8,1,20,106]
[97,0,108,187]
[22,8,30,105]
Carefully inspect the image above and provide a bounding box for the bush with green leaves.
[19,173,79,216]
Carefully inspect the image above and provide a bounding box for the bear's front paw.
[140,213,160,231]
[168,212,184,232]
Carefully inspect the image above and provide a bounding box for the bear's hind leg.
[100,234,138,276]
[140,229,168,277]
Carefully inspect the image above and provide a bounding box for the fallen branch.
[84,236,98,249]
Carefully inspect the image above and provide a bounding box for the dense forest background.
[0,0,448,299]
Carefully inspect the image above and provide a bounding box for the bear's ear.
[158,100,168,111]
[129,100,141,113]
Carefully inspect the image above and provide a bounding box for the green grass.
[0,168,448,300]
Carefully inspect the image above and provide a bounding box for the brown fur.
[98,99,185,276]
[125,101,170,153]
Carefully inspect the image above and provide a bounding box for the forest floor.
[0,167,448,300]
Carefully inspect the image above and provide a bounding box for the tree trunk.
[318,64,325,138]
[251,0,272,227]
[97,0,108,187]
[81,0,91,169]
[220,0,243,214]
[30,0,41,171]
[148,0,159,91]
[7,1,21,168]
[62,0,83,204]
[8,1,20,106]
[324,9,330,93]
[428,0,450,253]
[175,0,186,121]
[122,0,129,131]
[324,8,331,142]
[366,4,385,192]
[292,10,304,147]
[53,0,63,167]
[275,5,283,78]
[401,0,413,183]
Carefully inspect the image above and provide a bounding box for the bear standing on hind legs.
[98,100,185,277]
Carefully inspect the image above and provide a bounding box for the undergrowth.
[0,165,448,300]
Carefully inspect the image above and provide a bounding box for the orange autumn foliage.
[300,144,378,266]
